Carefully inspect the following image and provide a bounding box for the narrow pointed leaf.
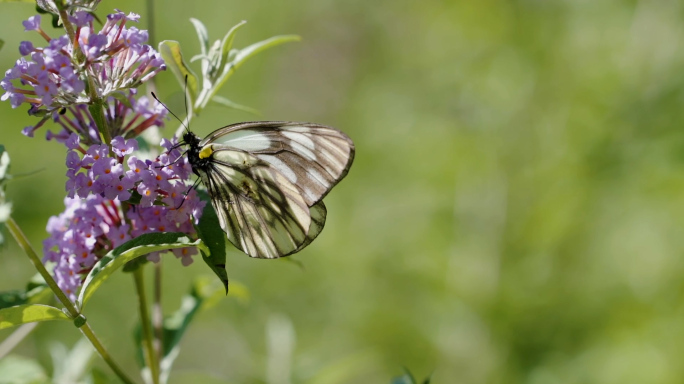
[231,35,301,72]
[219,20,247,70]
[109,91,133,109]
[77,232,201,308]
[203,35,300,109]
[190,54,206,63]
[0,291,27,309]
[0,304,69,330]
[211,95,260,115]
[0,279,51,310]
[189,18,210,56]
[135,276,246,379]
[159,40,199,102]
[194,192,228,293]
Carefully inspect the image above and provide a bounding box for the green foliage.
[211,95,259,116]
[159,40,199,103]
[8,1,684,383]
[0,304,69,330]
[159,19,299,117]
[50,339,95,384]
[391,368,430,384]
[77,232,202,309]
[134,276,248,380]
[195,190,228,293]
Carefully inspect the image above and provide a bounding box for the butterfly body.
[183,121,354,259]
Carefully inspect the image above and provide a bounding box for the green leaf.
[121,253,149,272]
[77,232,202,309]
[159,40,199,103]
[0,304,69,330]
[230,34,301,73]
[134,136,151,152]
[135,276,244,379]
[195,192,229,293]
[162,278,218,355]
[88,101,109,143]
[0,278,51,310]
[211,95,260,115]
[0,39,4,53]
[109,91,133,109]
[50,339,94,384]
[189,18,210,56]
[218,20,247,71]
[391,368,430,384]
[202,35,300,109]
[190,53,206,63]
[0,291,27,309]
[26,285,51,305]
[391,374,416,384]
[0,144,10,181]
[90,368,115,384]
[25,273,45,292]
[0,355,47,383]
[123,191,142,207]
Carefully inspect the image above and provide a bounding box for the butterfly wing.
[201,121,355,206]
[296,201,327,253]
[197,122,353,259]
[198,149,312,259]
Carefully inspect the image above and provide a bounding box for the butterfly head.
[182,131,207,175]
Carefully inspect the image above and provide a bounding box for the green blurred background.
[3,0,684,382]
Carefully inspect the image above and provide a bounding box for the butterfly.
[182,121,355,259]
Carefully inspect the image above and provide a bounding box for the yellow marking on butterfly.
[199,145,214,159]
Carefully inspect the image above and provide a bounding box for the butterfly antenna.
[183,74,191,134]
[151,91,190,134]
[155,149,188,169]
[176,177,203,210]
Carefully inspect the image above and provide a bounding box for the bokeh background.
[3,0,684,383]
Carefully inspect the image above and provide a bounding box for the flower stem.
[133,267,161,384]
[153,263,164,369]
[6,217,78,316]
[80,323,138,384]
[6,217,138,384]
[89,100,112,146]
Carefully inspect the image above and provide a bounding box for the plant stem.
[133,267,160,384]
[89,100,112,146]
[6,217,79,317]
[80,323,138,384]
[6,217,137,384]
[153,263,163,368]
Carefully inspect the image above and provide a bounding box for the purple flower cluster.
[1,11,165,141]
[45,137,206,299]
[3,5,206,300]
[76,11,165,94]
[47,89,167,147]
[1,28,84,110]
